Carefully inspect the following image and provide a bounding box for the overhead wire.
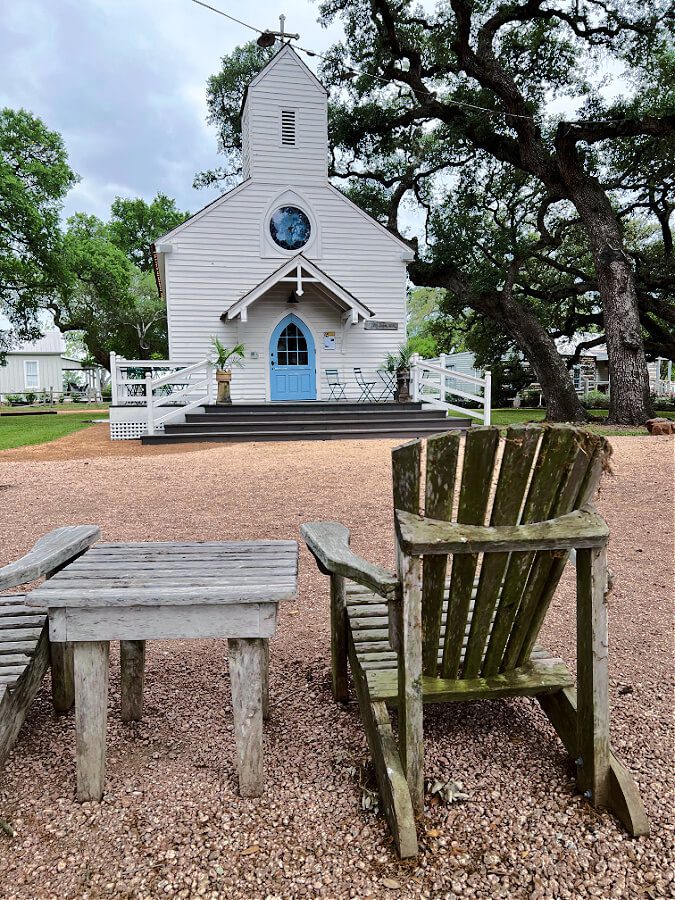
[189,0,541,121]
[189,0,652,128]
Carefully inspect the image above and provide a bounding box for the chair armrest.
[301,521,400,601]
[395,507,608,556]
[1,525,101,592]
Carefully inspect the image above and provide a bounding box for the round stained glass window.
[269,206,311,250]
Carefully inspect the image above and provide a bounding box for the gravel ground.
[0,431,672,899]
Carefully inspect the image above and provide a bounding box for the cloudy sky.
[1,0,343,220]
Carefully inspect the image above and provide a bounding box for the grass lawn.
[0,410,108,451]
[0,403,110,415]
[490,407,675,435]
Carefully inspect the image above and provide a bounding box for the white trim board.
[225,254,374,324]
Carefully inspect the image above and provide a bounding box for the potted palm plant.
[211,337,245,404]
[383,344,415,402]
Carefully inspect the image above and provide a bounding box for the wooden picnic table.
[27,539,298,801]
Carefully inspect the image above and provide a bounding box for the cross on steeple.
[256,13,300,47]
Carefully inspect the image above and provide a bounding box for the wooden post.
[50,641,74,713]
[74,641,109,802]
[228,638,264,797]
[576,546,610,808]
[439,352,447,404]
[262,638,270,721]
[483,370,492,425]
[206,361,214,405]
[410,354,420,402]
[398,552,424,814]
[330,574,349,702]
[145,374,154,435]
[110,352,118,405]
[120,640,145,722]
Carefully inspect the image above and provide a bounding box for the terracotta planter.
[216,369,232,404]
[396,368,411,402]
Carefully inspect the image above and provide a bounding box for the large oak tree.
[317,0,673,423]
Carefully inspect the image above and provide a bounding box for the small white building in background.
[151,44,412,404]
[0,329,103,402]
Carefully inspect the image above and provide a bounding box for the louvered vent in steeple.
[281,109,296,146]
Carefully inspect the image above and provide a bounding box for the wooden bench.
[0,526,101,767]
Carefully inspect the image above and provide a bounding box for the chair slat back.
[391,426,610,682]
[421,432,460,674]
[462,425,541,678]
[507,431,607,669]
[392,440,421,516]
[441,428,500,678]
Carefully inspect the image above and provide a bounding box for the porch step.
[141,401,473,445]
[142,419,472,445]
[179,413,451,430]
[197,401,424,414]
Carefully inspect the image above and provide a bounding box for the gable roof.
[242,44,327,113]
[225,254,374,324]
[13,330,66,355]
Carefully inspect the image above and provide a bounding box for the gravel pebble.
[0,431,672,899]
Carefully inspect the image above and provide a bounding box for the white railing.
[110,353,213,435]
[411,353,491,425]
[649,358,675,398]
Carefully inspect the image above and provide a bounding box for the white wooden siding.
[161,45,408,402]
[165,178,408,371]
[243,50,328,184]
[0,354,64,397]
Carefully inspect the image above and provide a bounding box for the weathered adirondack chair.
[0,526,100,766]
[302,426,649,857]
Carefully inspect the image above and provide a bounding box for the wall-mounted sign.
[364,320,399,331]
[323,331,336,350]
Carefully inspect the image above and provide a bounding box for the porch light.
[287,289,299,304]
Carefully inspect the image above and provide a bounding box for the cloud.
[0,0,342,220]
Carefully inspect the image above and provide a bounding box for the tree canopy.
[201,2,673,422]
[0,107,189,367]
[0,108,77,359]
[108,193,189,271]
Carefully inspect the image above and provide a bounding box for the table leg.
[74,641,109,802]
[50,641,74,713]
[120,640,145,722]
[228,638,264,797]
[262,639,270,722]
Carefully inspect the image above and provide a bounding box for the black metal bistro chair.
[325,369,347,401]
[376,369,396,402]
[354,368,377,403]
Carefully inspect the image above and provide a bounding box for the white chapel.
[151,43,413,403]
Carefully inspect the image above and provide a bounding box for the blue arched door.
[269,314,316,401]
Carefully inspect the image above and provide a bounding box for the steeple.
[241,44,328,183]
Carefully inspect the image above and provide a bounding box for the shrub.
[651,392,675,411]
[583,390,610,409]
[520,388,542,406]
[101,385,112,402]
[6,394,25,406]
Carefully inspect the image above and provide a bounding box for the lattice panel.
[110,421,164,441]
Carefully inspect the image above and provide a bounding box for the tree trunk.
[556,149,653,425]
[411,263,588,421]
[487,291,589,422]
[594,250,652,424]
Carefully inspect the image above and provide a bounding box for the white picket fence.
[411,353,492,425]
[110,353,213,435]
